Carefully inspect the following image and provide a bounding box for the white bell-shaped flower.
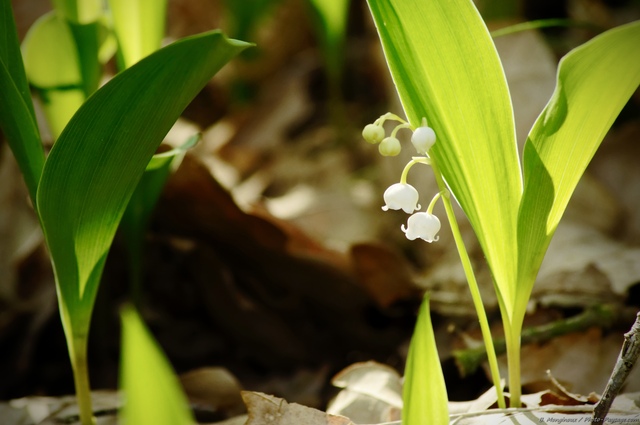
[401,212,441,242]
[382,183,420,213]
[411,126,436,154]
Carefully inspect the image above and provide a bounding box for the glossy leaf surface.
[366,0,522,318]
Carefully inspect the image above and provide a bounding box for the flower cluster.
[363,113,441,243]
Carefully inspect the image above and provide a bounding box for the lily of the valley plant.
[365,0,640,423]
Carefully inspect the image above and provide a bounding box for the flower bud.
[379,137,401,156]
[362,124,385,144]
[401,212,441,242]
[411,126,436,154]
[382,183,420,214]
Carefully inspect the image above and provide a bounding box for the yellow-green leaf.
[403,294,448,425]
[366,0,522,317]
[120,305,193,425]
[515,21,640,315]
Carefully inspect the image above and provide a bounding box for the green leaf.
[307,0,349,78]
[36,30,251,340]
[22,11,86,139]
[120,134,199,301]
[0,0,45,203]
[108,0,168,69]
[120,305,194,425]
[403,294,449,425]
[222,0,282,41]
[366,0,522,317]
[52,0,103,24]
[515,21,640,315]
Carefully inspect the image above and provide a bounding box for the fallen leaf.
[180,367,245,417]
[242,391,353,425]
[350,243,418,308]
[327,361,402,424]
[534,222,640,308]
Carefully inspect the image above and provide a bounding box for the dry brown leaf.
[242,391,354,425]
[496,327,640,396]
[534,222,640,308]
[180,367,245,417]
[0,391,120,425]
[350,244,418,308]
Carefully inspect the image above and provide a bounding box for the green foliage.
[2,1,251,420]
[36,30,250,353]
[120,305,194,425]
[22,12,86,138]
[402,294,448,425]
[307,0,350,79]
[52,0,102,24]
[515,21,640,327]
[223,0,282,41]
[367,0,640,409]
[120,134,200,304]
[108,0,168,69]
[0,0,45,203]
[366,0,522,320]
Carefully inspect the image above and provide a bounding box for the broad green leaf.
[66,19,103,97]
[307,0,349,78]
[22,12,86,138]
[120,134,199,301]
[0,0,45,203]
[52,0,102,24]
[403,294,448,425]
[120,305,193,425]
[108,0,167,69]
[36,30,250,339]
[222,0,282,41]
[366,0,521,316]
[515,21,640,316]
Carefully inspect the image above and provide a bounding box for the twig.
[452,304,621,377]
[591,311,640,425]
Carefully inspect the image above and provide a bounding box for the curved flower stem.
[426,191,444,214]
[390,123,412,138]
[400,157,431,185]
[374,112,407,126]
[429,158,507,409]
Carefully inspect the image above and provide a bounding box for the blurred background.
[2,0,640,419]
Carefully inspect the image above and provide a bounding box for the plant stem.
[70,336,95,425]
[505,323,522,407]
[429,159,506,409]
[452,304,619,377]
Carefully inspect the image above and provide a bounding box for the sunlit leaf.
[120,305,193,425]
[52,0,102,24]
[403,294,449,425]
[366,0,521,318]
[22,11,85,138]
[108,0,167,69]
[0,0,45,203]
[515,21,640,315]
